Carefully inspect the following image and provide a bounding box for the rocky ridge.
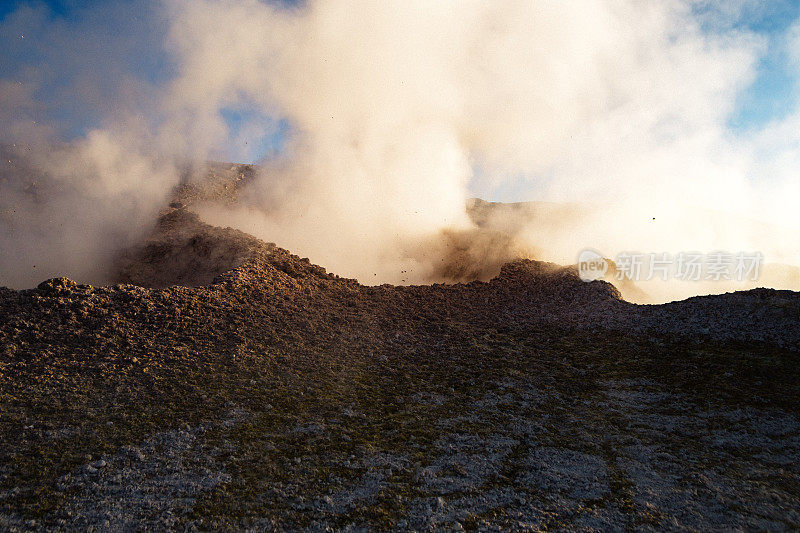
[0,173,799,530]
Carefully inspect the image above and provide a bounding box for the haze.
[1,0,799,302]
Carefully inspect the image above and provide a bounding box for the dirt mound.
[112,208,270,288]
[110,204,622,314]
[493,259,623,307]
[103,205,800,350]
[113,205,345,291]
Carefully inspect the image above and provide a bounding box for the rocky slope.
[1,160,799,530]
[1,200,799,530]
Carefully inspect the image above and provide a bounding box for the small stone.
[126,446,146,462]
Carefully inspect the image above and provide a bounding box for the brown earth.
[0,168,799,530]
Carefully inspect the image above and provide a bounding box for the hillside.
[0,165,799,530]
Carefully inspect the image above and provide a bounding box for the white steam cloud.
[1,0,799,301]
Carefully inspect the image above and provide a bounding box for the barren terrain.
[1,166,799,531]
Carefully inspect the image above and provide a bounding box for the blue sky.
[2,0,800,163]
[722,1,800,130]
[0,0,292,161]
[0,0,71,18]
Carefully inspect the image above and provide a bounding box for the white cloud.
[2,0,800,300]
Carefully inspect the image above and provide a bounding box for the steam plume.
[2,0,799,301]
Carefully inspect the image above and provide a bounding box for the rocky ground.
[1,167,799,531]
